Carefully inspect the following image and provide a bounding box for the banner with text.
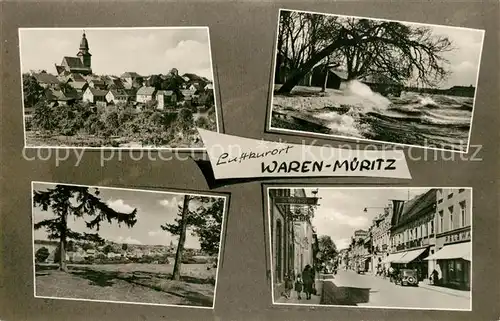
[196,129,412,184]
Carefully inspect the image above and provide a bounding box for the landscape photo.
[20,27,219,149]
[32,182,227,308]
[269,9,484,152]
[268,187,471,310]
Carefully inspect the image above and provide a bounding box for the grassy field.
[35,263,217,307]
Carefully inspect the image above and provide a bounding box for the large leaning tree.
[161,196,225,280]
[33,185,138,272]
[276,11,453,94]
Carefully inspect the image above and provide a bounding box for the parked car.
[395,269,419,286]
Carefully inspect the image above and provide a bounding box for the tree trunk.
[59,211,68,272]
[172,195,191,281]
[277,38,353,94]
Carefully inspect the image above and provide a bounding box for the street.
[321,270,471,310]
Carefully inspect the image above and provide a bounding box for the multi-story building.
[291,189,315,277]
[370,205,393,274]
[348,229,369,270]
[425,188,472,290]
[386,189,437,281]
[269,188,316,300]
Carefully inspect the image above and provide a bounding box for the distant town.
[34,239,210,265]
[22,31,217,148]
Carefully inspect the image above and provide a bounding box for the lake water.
[272,82,474,151]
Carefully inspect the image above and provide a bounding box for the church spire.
[79,30,89,51]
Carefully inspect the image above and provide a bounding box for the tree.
[122,243,128,251]
[161,196,224,279]
[35,247,50,263]
[178,108,194,131]
[23,74,45,107]
[276,12,452,94]
[317,235,337,266]
[32,100,57,132]
[166,195,191,281]
[33,185,137,272]
[103,244,113,254]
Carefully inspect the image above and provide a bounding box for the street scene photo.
[268,187,471,310]
[20,28,218,149]
[269,9,484,152]
[32,182,227,308]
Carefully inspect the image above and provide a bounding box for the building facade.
[387,189,437,281]
[426,188,472,290]
[370,205,393,274]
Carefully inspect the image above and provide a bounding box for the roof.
[46,88,78,101]
[70,81,88,90]
[86,87,108,97]
[33,73,60,84]
[62,56,88,69]
[392,189,437,229]
[70,73,86,82]
[109,89,130,98]
[121,72,142,79]
[89,79,105,85]
[136,86,156,96]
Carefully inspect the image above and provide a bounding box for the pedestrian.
[283,272,293,299]
[388,266,395,282]
[302,265,314,300]
[294,273,303,300]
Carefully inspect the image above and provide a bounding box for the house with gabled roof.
[121,72,144,89]
[136,86,157,103]
[106,89,131,104]
[33,72,60,89]
[83,87,108,104]
[156,90,177,110]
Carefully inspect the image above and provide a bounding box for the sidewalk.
[418,280,471,299]
[275,278,323,304]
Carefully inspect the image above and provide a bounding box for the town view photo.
[20,27,219,149]
[269,9,484,152]
[32,182,227,308]
[268,187,471,310]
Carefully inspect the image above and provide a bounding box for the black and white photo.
[20,27,219,149]
[269,9,484,152]
[32,182,227,308]
[267,187,472,310]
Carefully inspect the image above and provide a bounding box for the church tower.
[76,31,92,69]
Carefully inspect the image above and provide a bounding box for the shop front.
[425,241,471,290]
[391,247,430,281]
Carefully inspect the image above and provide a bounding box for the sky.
[32,182,225,249]
[302,188,431,251]
[426,24,483,88]
[20,28,214,80]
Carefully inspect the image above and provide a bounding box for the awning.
[393,248,427,264]
[382,252,406,264]
[425,242,471,261]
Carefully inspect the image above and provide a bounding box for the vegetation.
[316,235,338,266]
[276,10,453,93]
[161,196,225,280]
[35,247,50,263]
[33,185,138,272]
